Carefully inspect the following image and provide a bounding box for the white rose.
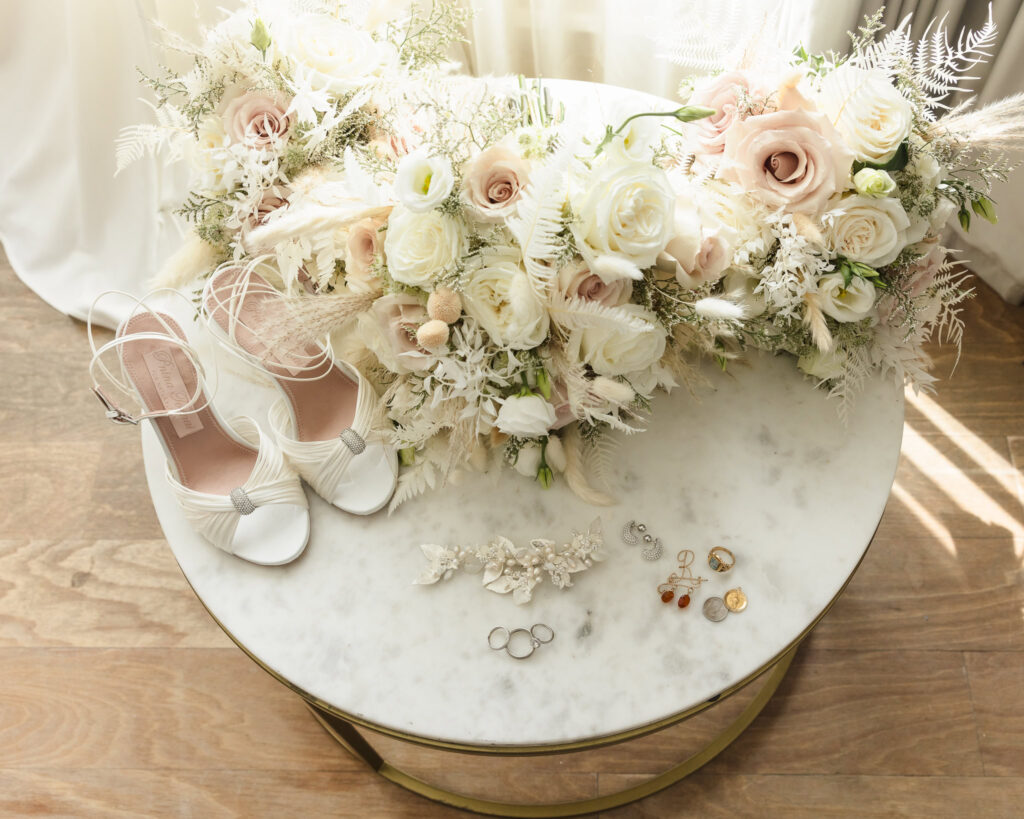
[394,149,455,212]
[817,273,876,322]
[579,304,666,376]
[818,65,913,164]
[462,252,550,349]
[825,195,911,268]
[573,159,675,279]
[852,168,896,198]
[282,16,397,95]
[798,348,847,380]
[497,394,557,438]
[694,179,775,259]
[383,206,465,288]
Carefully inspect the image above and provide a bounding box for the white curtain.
[2,0,1022,330]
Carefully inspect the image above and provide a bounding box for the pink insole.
[119,314,257,495]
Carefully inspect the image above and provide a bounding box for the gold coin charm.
[724,587,748,613]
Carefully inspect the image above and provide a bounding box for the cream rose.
[369,294,433,372]
[461,253,550,349]
[345,216,386,293]
[222,91,291,148]
[579,304,666,376]
[395,149,455,212]
[573,160,675,279]
[556,259,632,306]
[688,71,769,156]
[383,206,465,288]
[825,195,910,268]
[852,168,897,198]
[818,65,913,165]
[463,145,530,222]
[721,109,854,214]
[282,16,396,95]
[817,273,876,322]
[496,394,558,438]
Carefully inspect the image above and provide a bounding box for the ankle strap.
[88,290,214,425]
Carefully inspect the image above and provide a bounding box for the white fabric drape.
[2,0,1022,329]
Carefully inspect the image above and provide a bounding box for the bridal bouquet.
[122,1,1022,507]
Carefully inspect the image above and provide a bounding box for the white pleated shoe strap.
[166,417,307,555]
[268,371,382,502]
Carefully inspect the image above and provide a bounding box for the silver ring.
[506,628,537,659]
[531,623,555,644]
[487,626,510,651]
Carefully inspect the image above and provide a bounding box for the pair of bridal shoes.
[89,273,397,566]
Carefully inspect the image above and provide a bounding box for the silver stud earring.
[621,520,663,560]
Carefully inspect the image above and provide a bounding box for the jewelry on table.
[703,588,748,621]
[415,519,604,605]
[488,624,555,659]
[657,549,708,609]
[708,546,735,573]
[621,520,663,561]
[724,587,748,612]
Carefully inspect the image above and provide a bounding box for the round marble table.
[144,329,903,815]
[140,79,905,816]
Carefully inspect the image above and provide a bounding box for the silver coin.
[702,596,728,622]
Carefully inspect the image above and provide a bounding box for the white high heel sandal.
[201,266,398,516]
[89,292,310,565]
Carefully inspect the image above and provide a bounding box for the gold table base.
[307,644,798,817]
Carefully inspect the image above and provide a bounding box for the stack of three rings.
[488,624,555,659]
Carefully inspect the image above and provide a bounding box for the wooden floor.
[0,250,1021,818]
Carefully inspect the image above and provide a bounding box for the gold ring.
[708,546,735,573]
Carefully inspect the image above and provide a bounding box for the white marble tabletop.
[143,336,903,747]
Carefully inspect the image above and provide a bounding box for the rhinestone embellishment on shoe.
[339,428,366,455]
[230,487,257,515]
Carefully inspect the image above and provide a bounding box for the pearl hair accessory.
[621,519,663,560]
[414,519,604,604]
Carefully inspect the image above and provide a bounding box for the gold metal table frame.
[187,534,872,817]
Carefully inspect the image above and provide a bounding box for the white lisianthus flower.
[384,206,465,288]
[513,441,544,476]
[497,395,557,437]
[818,65,913,164]
[825,195,911,268]
[573,159,675,280]
[817,273,876,322]
[605,112,663,163]
[722,269,767,317]
[395,149,455,212]
[798,348,848,380]
[282,16,397,96]
[579,304,666,376]
[852,168,897,198]
[189,116,232,193]
[461,252,550,349]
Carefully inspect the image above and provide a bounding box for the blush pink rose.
[688,71,770,156]
[721,109,854,215]
[345,215,388,294]
[556,260,632,306]
[371,293,433,372]
[223,91,292,148]
[462,146,531,222]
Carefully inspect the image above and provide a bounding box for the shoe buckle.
[92,386,140,425]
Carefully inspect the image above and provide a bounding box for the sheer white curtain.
[2,0,1022,328]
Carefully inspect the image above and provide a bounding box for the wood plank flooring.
[0,253,1021,817]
